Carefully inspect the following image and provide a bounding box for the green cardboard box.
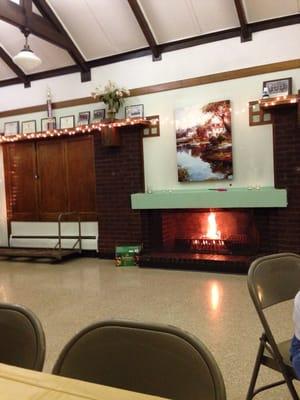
[115,245,141,267]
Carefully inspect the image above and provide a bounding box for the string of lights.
[0,118,156,144]
[258,94,298,108]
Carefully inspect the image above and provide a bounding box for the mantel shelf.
[0,118,150,144]
[259,94,299,110]
[131,187,287,209]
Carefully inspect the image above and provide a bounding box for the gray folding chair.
[0,302,45,371]
[53,319,226,400]
[247,253,300,399]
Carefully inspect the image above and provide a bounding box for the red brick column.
[93,126,145,256]
[255,105,300,253]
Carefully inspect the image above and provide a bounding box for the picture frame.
[41,117,56,132]
[248,101,272,126]
[263,77,292,98]
[60,115,75,129]
[125,104,144,119]
[143,115,160,138]
[77,111,90,126]
[22,120,36,134]
[4,121,19,136]
[92,108,105,122]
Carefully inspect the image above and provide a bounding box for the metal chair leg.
[280,367,299,400]
[247,334,300,400]
[246,335,265,400]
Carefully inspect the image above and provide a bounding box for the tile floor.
[0,257,298,399]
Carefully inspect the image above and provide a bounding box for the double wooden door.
[3,135,96,221]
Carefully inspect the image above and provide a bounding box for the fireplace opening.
[140,208,260,271]
[162,209,259,256]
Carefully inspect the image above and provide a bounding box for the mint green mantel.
[131,187,287,209]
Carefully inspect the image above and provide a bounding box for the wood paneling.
[36,140,67,219]
[4,135,97,222]
[65,135,96,218]
[3,142,38,220]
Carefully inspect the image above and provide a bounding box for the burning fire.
[191,212,225,253]
[206,212,221,239]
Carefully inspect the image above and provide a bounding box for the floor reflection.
[210,281,221,312]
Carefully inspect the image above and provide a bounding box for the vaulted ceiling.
[0,0,299,88]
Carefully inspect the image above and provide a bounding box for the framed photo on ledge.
[22,120,36,134]
[60,115,75,129]
[77,111,90,126]
[125,104,144,119]
[92,109,105,122]
[263,77,292,98]
[41,117,56,132]
[4,121,19,136]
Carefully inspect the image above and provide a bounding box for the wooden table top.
[0,363,167,400]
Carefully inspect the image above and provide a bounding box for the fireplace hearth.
[140,209,259,271]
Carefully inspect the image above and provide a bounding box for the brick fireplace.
[159,209,259,255]
[95,100,300,271]
[137,102,299,270]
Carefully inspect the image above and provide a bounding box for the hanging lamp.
[13,29,41,71]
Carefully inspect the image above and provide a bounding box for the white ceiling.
[139,0,240,43]
[243,0,299,22]
[0,0,299,83]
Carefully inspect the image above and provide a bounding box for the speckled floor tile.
[0,257,298,399]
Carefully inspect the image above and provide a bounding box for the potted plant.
[91,81,130,120]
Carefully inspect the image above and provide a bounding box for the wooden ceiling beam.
[251,13,300,31]
[22,0,32,19]
[32,0,91,82]
[127,0,161,60]
[234,0,252,42]
[0,47,30,87]
[0,0,70,49]
[0,13,298,88]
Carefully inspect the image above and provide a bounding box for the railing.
[55,212,82,254]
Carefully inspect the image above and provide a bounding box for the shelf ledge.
[131,187,287,209]
[0,118,150,144]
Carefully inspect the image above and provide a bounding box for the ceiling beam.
[0,47,30,87]
[0,13,298,89]
[127,0,161,61]
[32,0,91,82]
[22,0,32,19]
[251,13,300,32]
[0,0,71,49]
[234,0,252,42]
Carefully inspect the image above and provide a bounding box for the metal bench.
[0,212,86,262]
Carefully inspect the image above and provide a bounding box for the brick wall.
[94,126,145,256]
[140,105,300,257]
[94,104,300,258]
[261,105,300,253]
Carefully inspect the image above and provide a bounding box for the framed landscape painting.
[175,100,233,182]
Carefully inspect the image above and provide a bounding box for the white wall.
[0,24,299,245]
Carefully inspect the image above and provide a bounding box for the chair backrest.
[248,253,300,310]
[0,303,45,371]
[53,320,226,400]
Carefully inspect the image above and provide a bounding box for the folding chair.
[53,319,226,400]
[247,253,300,399]
[0,302,45,370]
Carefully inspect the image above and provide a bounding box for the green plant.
[91,81,130,114]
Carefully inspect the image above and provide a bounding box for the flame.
[206,212,221,239]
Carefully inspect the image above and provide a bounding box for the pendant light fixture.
[13,28,41,71]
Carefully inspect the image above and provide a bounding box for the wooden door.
[65,135,96,219]
[36,140,67,220]
[3,142,38,220]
